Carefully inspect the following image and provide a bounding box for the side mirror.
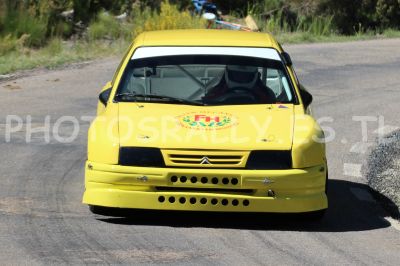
[300,88,313,109]
[99,88,112,106]
[282,52,293,67]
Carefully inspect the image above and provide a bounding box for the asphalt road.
[0,38,400,265]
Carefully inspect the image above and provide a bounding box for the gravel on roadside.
[365,130,400,219]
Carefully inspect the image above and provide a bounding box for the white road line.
[350,142,373,154]
[385,217,400,231]
[350,187,376,202]
[373,125,399,135]
[343,163,362,177]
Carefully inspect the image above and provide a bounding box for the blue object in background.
[202,3,218,15]
[192,0,218,15]
[192,0,207,14]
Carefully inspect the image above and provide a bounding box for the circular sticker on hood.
[177,112,238,130]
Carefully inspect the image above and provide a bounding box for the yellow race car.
[83,30,328,219]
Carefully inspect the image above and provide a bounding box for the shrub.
[317,0,400,34]
[376,0,400,29]
[256,2,335,37]
[44,38,63,56]
[297,15,334,36]
[1,10,47,47]
[0,35,17,56]
[134,0,193,11]
[133,1,206,35]
[88,11,133,41]
[214,0,254,14]
[52,21,73,38]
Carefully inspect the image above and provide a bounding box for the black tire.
[300,209,326,221]
[325,168,329,194]
[88,205,116,216]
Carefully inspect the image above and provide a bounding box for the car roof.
[134,29,281,51]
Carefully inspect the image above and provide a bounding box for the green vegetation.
[88,11,132,41]
[87,2,205,41]
[0,0,399,75]
[222,0,400,35]
[135,1,206,33]
[1,10,48,47]
[0,39,130,74]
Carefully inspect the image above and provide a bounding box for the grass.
[274,30,399,44]
[88,12,133,41]
[0,39,129,75]
[382,28,400,38]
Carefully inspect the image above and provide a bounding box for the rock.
[61,9,74,18]
[3,84,22,90]
[61,9,74,22]
[0,74,15,82]
[115,12,127,21]
[366,130,400,218]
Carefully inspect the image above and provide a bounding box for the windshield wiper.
[114,93,204,106]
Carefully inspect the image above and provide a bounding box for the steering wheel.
[205,86,259,104]
[226,87,259,99]
[226,87,256,94]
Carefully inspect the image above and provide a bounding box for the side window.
[266,68,280,96]
[264,68,293,102]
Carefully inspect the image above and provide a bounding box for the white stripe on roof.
[131,47,281,61]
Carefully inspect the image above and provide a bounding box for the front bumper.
[83,161,328,213]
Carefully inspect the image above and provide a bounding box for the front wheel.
[300,209,326,221]
[88,205,119,216]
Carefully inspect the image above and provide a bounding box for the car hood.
[118,103,294,150]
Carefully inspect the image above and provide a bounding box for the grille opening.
[166,152,245,168]
[221,199,228,206]
[170,155,242,159]
[155,187,254,194]
[190,197,196,204]
[159,195,250,207]
[179,197,186,204]
[169,176,241,186]
[171,160,241,165]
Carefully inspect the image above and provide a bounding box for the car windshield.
[115,47,296,106]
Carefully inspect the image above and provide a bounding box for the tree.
[376,0,400,28]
